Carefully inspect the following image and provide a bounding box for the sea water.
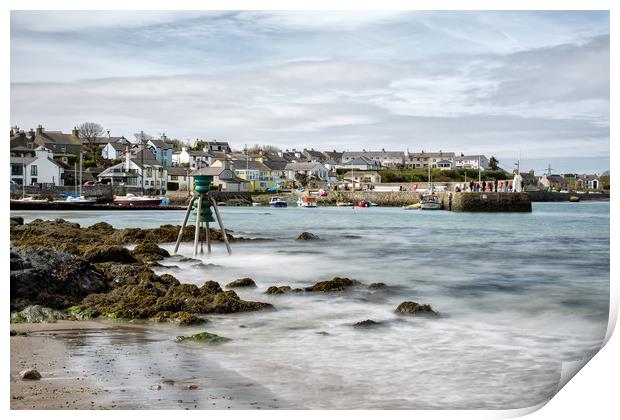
[12,202,610,409]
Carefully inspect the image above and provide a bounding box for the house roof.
[455,155,487,161]
[262,160,288,171]
[130,158,162,168]
[409,151,456,158]
[188,150,211,157]
[343,151,405,160]
[231,160,270,171]
[10,157,36,165]
[149,139,173,149]
[285,162,324,171]
[343,156,379,166]
[108,142,129,151]
[166,166,191,176]
[190,167,225,177]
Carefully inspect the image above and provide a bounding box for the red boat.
[356,200,371,208]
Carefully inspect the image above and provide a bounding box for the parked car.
[83,181,99,186]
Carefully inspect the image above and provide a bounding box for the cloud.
[10,11,610,172]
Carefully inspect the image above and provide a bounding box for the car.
[83,181,98,186]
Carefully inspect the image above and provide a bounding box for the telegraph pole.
[140,130,145,196]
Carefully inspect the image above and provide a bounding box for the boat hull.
[113,198,162,207]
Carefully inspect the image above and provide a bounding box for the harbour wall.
[441,192,532,212]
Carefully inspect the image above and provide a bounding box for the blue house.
[147,139,173,167]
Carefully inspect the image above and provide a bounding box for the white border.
[3,1,616,420]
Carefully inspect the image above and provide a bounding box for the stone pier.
[440,192,532,212]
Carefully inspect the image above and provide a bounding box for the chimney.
[36,125,44,135]
[72,127,79,138]
[222,159,232,170]
[124,146,131,171]
[106,130,111,139]
[28,128,35,138]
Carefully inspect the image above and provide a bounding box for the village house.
[166,166,192,191]
[406,151,456,169]
[454,154,489,170]
[302,148,326,162]
[102,141,131,160]
[10,146,65,186]
[284,162,329,181]
[97,153,167,192]
[539,174,568,190]
[343,171,382,190]
[172,147,212,168]
[190,164,250,192]
[212,159,273,191]
[204,141,231,154]
[342,150,405,168]
[17,125,83,159]
[146,139,174,167]
[335,156,382,171]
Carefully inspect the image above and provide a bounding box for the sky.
[10,10,610,173]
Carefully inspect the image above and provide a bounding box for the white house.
[454,155,489,170]
[10,147,65,186]
[190,165,250,192]
[342,150,405,168]
[407,151,456,169]
[166,166,192,191]
[335,156,381,171]
[97,153,167,192]
[284,162,329,181]
[102,142,130,160]
[172,146,212,168]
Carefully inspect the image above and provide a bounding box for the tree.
[489,156,500,170]
[77,122,105,155]
[295,173,309,187]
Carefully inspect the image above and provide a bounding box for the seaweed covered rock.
[82,245,137,263]
[11,305,68,323]
[151,311,205,325]
[296,232,320,241]
[226,277,257,288]
[394,301,438,317]
[368,283,388,289]
[175,332,231,344]
[352,319,381,328]
[200,280,223,295]
[209,291,272,313]
[86,221,114,233]
[19,368,42,380]
[265,286,292,295]
[305,277,360,292]
[95,262,155,287]
[10,247,108,311]
[131,242,170,262]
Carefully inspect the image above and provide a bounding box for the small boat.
[369,202,378,207]
[269,196,287,208]
[252,202,262,207]
[569,196,580,202]
[113,193,163,207]
[420,194,441,210]
[297,195,317,208]
[11,196,50,204]
[356,200,371,208]
[54,194,97,205]
[403,203,421,210]
[318,189,328,197]
[336,201,353,207]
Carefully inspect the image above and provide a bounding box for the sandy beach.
[10,320,281,410]
[11,321,116,409]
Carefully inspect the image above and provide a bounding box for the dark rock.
[19,368,41,380]
[151,311,205,325]
[394,301,438,317]
[86,222,114,232]
[82,245,137,264]
[10,247,108,311]
[368,283,388,289]
[10,216,24,226]
[296,232,320,240]
[226,277,257,288]
[175,332,231,344]
[132,242,170,262]
[265,286,292,295]
[352,319,381,328]
[200,281,223,295]
[305,277,360,292]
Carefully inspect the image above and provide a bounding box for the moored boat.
[420,194,441,210]
[113,193,163,207]
[10,196,50,204]
[297,195,317,208]
[336,201,353,207]
[403,203,421,210]
[269,196,288,208]
[569,195,580,202]
[53,194,97,205]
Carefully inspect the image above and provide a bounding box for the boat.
[403,203,421,210]
[336,201,353,207]
[10,196,49,204]
[420,194,442,210]
[569,196,580,202]
[53,194,97,205]
[269,196,288,208]
[369,202,378,207]
[356,200,371,208]
[113,193,163,207]
[252,202,262,207]
[297,195,317,208]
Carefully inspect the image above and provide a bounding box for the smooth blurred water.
[12,202,610,409]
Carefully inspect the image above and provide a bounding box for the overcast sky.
[10,10,609,173]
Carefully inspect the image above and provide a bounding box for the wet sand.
[10,320,283,410]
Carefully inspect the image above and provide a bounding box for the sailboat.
[419,163,441,210]
[53,150,97,204]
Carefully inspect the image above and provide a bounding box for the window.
[171,175,178,180]
[11,165,22,175]
[30,165,38,176]
[31,178,37,184]
[146,167,152,177]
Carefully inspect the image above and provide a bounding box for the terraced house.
[212,159,274,191]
